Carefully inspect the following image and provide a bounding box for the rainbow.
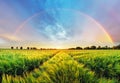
[13,12,44,35]
[13,9,114,45]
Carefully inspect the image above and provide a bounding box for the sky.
[0,0,120,48]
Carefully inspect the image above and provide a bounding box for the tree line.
[69,44,120,50]
[11,44,120,50]
[10,47,56,50]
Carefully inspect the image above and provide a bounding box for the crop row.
[67,50,120,80]
[0,50,58,78]
[1,51,118,83]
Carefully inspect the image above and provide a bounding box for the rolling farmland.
[0,49,120,83]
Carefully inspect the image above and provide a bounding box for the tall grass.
[0,50,57,76]
[68,50,120,80]
[0,50,120,83]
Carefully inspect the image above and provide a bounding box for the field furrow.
[67,50,120,81]
[0,50,120,83]
[1,51,118,83]
[0,50,59,82]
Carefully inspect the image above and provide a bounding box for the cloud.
[44,23,69,41]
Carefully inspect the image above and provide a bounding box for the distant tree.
[84,47,90,50]
[117,44,120,49]
[68,48,76,50]
[16,47,18,49]
[40,48,42,50]
[113,46,116,49]
[11,47,14,49]
[42,48,46,50]
[90,46,96,49]
[105,46,108,49]
[76,47,82,50]
[30,47,33,50]
[113,44,120,49]
[33,47,37,50]
[20,47,23,50]
[97,46,101,49]
[27,47,29,50]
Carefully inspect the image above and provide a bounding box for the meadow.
[0,49,120,83]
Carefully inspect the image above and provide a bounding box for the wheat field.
[0,49,120,83]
